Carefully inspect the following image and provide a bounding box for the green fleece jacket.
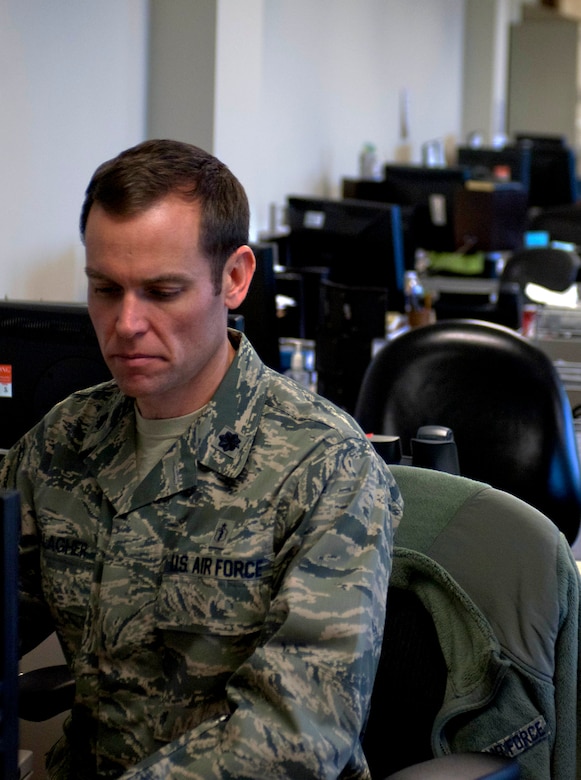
[389,465,581,780]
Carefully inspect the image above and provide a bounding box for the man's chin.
[113,376,158,401]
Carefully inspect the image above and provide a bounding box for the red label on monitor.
[492,164,511,181]
[0,364,13,397]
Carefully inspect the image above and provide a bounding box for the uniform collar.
[83,332,268,511]
[193,331,268,480]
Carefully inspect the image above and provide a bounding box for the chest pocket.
[155,554,273,635]
[41,537,96,610]
[35,489,99,621]
[39,536,97,647]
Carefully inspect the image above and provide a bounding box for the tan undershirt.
[135,404,205,482]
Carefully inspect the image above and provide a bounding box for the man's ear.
[223,245,256,309]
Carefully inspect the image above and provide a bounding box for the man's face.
[85,194,249,419]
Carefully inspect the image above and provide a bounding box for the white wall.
[0,1,475,298]
[214,0,466,238]
[0,0,148,301]
[146,1,466,241]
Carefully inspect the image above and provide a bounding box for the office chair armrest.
[19,664,75,721]
[384,753,520,779]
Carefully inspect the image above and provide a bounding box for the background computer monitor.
[341,177,416,267]
[380,164,469,254]
[1,490,20,780]
[0,300,112,450]
[515,135,577,208]
[286,196,406,310]
[515,133,567,148]
[457,145,532,190]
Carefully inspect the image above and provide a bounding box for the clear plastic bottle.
[285,342,311,388]
[359,143,381,180]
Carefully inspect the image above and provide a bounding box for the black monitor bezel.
[286,195,406,309]
[456,145,532,190]
[380,163,470,253]
[0,300,112,450]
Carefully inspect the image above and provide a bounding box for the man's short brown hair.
[80,139,250,293]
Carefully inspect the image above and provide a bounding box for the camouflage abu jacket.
[2,332,402,780]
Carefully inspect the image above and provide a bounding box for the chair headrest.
[501,247,581,292]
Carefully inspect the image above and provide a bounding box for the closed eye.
[144,286,186,300]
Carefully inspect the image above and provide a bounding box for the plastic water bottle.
[285,342,311,388]
[359,143,381,180]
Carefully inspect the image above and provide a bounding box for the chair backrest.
[528,202,581,248]
[354,319,581,543]
[500,246,581,293]
[432,282,522,330]
[363,585,447,776]
[363,465,579,779]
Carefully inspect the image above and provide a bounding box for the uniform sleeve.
[121,440,402,780]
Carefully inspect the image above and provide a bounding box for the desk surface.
[426,275,499,295]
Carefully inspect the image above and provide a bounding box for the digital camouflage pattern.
[2,332,402,780]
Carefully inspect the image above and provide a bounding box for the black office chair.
[528,202,581,247]
[355,319,581,543]
[500,245,581,297]
[432,281,522,330]
[433,246,581,329]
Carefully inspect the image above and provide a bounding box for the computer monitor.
[520,141,577,208]
[286,196,406,310]
[380,164,470,253]
[515,133,567,148]
[457,145,532,190]
[0,300,112,451]
[341,177,417,267]
[1,489,20,780]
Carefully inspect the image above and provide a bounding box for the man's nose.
[115,294,148,338]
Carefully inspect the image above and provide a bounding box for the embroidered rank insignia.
[218,430,241,452]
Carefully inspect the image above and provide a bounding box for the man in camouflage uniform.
[1,140,402,779]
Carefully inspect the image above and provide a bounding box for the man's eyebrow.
[85,269,192,285]
[143,274,193,285]
[85,268,108,280]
